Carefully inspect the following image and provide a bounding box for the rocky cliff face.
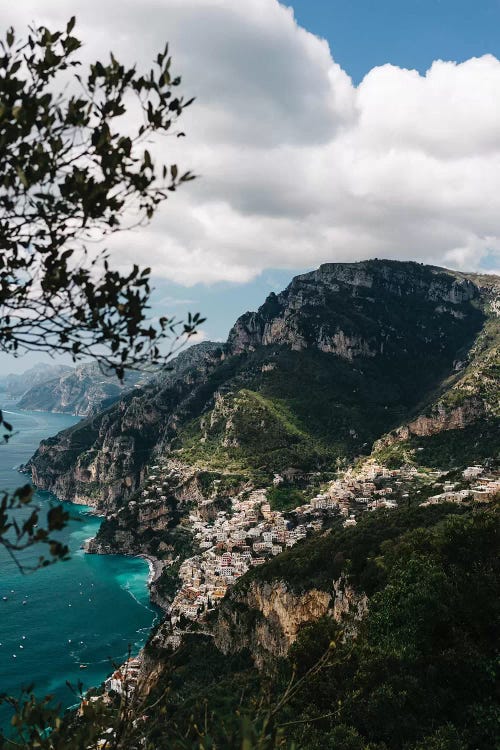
[374,398,486,450]
[227,260,480,360]
[212,575,366,667]
[25,342,223,509]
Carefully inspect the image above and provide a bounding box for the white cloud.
[2,0,500,283]
[187,328,208,344]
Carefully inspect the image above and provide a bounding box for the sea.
[0,399,159,727]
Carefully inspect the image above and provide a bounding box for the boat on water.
[79,664,88,670]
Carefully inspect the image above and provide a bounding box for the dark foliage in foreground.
[0,16,202,570]
[0,19,199,382]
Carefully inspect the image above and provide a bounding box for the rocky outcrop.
[374,397,487,450]
[402,399,486,437]
[212,576,366,667]
[28,397,154,509]
[24,343,223,509]
[227,260,481,359]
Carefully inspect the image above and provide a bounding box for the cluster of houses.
[422,465,500,505]
[169,490,311,623]
[79,657,142,715]
[311,465,400,523]
[150,458,500,626]
[104,657,142,697]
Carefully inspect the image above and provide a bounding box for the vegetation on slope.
[370,288,499,470]
[283,503,499,750]
[172,327,493,493]
[374,419,500,470]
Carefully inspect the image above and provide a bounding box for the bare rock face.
[375,397,487,451]
[213,576,366,667]
[403,399,486,437]
[317,328,377,360]
[227,260,481,360]
[213,582,331,665]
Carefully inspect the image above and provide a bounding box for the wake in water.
[121,581,157,617]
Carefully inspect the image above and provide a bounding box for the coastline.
[136,554,165,587]
[16,407,163,605]
[1,406,161,719]
[0,499,156,721]
[82,534,166,608]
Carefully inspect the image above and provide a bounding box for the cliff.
[25,342,223,509]
[212,575,366,667]
[227,260,480,358]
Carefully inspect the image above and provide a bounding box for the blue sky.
[2,0,500,373]
[290,0,500,84]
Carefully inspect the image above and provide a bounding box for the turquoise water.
[0,401,158,726]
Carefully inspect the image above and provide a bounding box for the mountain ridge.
[16,362,151,417]
[0,363,73,398]
[24,259,498,511]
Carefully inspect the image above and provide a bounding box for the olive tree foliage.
[0,18,202,570]
[0,17,198,378]
[0,485,70,573]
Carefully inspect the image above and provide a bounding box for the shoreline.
[2,401,86,418]
[136,554,172,613]
[136,554,164,587]
[3,409,162,717]
[81,530,166,603]
[82,538,164,593]
[24,465,168,683]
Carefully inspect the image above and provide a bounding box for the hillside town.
[100,458,499,697]
[73,449,500,735]
[167,460,500,626]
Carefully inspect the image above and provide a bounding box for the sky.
[2,0,500,372]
